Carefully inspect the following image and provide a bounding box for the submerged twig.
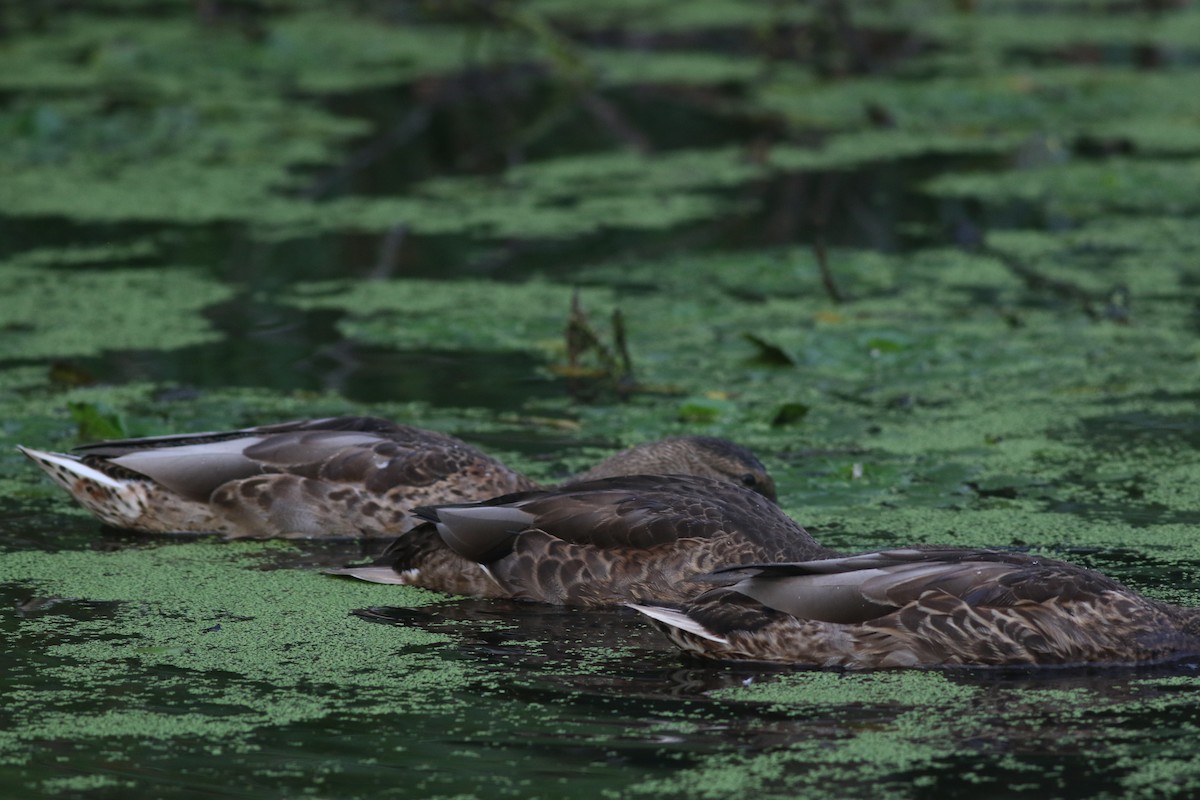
[305,105,434,200]
[612,308,634,378]
[821,0,875,75]
[503,5,652,154]
[562,293,638,401]
[565,292,600,369]
[982,246,1130,322]
[370,224,408,280]
[579,92,652,154]
[812,235,845,304]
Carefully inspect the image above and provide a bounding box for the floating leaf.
[866,337,906,354]
[67,401,126,441]
[47,361,97,388]
[771,402,810,427]
[742,333,797,366]
[677,396,733,423]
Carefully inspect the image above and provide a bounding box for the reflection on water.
[59,303,559,408]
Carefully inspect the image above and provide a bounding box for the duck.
[329,474,832,605]
[629,547,1200,668]
[18,416,777,539]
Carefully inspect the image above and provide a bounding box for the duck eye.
[740,473,758,487]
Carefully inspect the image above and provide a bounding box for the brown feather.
[365,475,831,606]
[633,547,1200,668]
[23,417,773,541]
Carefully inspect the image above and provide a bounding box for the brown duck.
[630,547,1200,668]
[19,416,776,539]
[330,474,829,605]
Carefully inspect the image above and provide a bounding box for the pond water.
[3,1,1200,798]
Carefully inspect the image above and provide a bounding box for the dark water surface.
[6,515,1200,800]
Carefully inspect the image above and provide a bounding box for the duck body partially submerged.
[631,547,1200,668]
[20,417,527,538]
[20,416,776,540]
[331,474,830,606]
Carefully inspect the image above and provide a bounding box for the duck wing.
[73,416,516,504]
[700,548,1130,624]
[415,475,814,563]
[70,416,401,456]
[634,548,1186,666]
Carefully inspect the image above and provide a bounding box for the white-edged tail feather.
[17,446,126,491]
[325,566,417,585]
[627,603,730,644]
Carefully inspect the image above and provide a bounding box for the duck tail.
[17,446,124,494]
[326,524,506,596]
[323,565,416,585]
[19,445,152,528]
[17,446,146,528]
[626,603,730,644]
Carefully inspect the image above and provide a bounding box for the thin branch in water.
[562,293,638,401]
[502,4,653,154]
[305,104,435,200]
[369,224,408,280]
[612,308,634,381]
[579,92,652,154]
[813,235,844,304]
[565,291,597,371]
[822,0,875,75]
[982,246,1098,318]
[984,246,1131,322]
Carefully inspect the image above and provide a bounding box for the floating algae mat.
[5,537,1200,799]
[4,0,1200,797]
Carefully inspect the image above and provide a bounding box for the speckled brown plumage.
[565,437,776,499]
[631,548,1200,668]
[19,417,776,540]
[333,474,833,606]
[20,417,531,538]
